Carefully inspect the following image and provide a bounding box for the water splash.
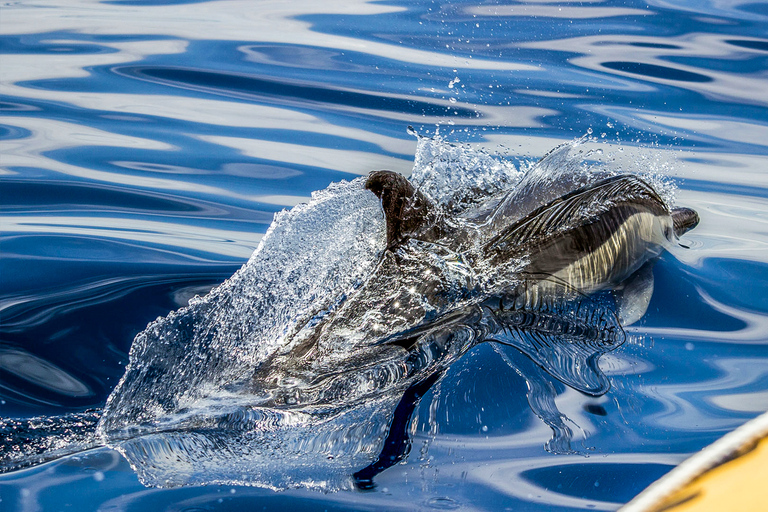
[99,179,387,436]
[409,128,524,213]
[0,134,683,490]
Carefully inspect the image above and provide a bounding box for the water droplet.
[426,496,460,510]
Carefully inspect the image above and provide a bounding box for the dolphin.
[173,165,701,491]
[351,168,698,487]
[354,167,699,484]
[0,152,699,490]
[250,169,698,401]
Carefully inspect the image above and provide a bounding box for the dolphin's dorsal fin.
[366,170,443,249]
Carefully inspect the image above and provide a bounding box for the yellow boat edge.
[621,410,768,512]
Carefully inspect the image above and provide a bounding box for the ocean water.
[1,0,767,511]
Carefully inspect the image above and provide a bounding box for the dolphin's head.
[672,207,699,237]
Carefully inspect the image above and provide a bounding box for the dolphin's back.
[484,175,682,294]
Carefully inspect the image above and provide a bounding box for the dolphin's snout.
[671,207,699,237]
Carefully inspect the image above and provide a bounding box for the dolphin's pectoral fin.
[486,292,626,396]
[365,170,443,249]
[614,261,655,326]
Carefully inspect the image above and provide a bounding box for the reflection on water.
[1,0,767,510]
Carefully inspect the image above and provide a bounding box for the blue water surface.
[1,0,768,510]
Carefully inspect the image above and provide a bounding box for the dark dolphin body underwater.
[0,140,698,490]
